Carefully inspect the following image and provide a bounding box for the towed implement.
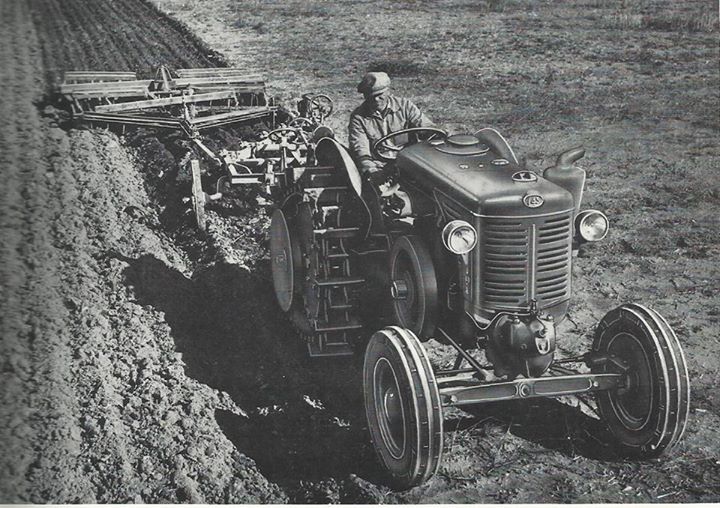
[57,66,335,232]
[58,66,274,137]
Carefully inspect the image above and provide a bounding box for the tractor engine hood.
[396,134,574,216]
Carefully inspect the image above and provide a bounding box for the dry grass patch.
[603,0,719,32]
[609,11,719,32]
[366,59,431,77]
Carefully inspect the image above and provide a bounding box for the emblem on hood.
[523,193,544,208]
[512,170,538,182]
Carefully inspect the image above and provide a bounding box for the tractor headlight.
[575,210,609,242]
[442,220,478,255]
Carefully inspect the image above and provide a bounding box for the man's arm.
[404,99,434,129]
[348,114,380,174]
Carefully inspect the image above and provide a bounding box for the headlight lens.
[576,210,609,242]
[442,220,478,254]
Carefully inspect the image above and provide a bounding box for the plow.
[58,65,335,232]
[56,66,691,490]
[59,66,275,137]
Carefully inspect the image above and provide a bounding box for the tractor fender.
[314,137,363,197]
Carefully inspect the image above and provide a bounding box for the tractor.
[267,126,690,489]
[55,66,689,488]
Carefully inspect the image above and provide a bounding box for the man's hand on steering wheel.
[371,127,447,162]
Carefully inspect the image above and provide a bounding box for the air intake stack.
[543,147,586,215]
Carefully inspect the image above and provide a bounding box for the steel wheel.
[363,326,443,489]
[269,208,302,312]
[592,303,690,457]
[307,93,334,122]
[390,236,438,340]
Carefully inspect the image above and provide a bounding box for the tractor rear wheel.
[363,326,443,489]
[592,303,690,457]
[390,235,438,340]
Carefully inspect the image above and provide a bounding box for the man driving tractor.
[348,72,435,185]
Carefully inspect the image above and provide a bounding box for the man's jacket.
[348,95,433,173]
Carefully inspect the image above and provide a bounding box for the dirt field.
[1,0,719,503]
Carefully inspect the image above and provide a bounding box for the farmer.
[348,72,434,186]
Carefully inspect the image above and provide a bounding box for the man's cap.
[357,72,391,96]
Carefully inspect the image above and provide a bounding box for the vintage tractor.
[270,127,690,489]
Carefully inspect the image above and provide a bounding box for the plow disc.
[270,208,303,312]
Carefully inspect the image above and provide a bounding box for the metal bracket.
[584,353,630,373]
[438,372,621,407]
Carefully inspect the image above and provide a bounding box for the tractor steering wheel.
[372,127,448,162]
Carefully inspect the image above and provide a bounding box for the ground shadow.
[118,253,380,492]
[116,252,628,496]
[457,397,621,462]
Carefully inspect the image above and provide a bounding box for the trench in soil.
[103,123,394,500]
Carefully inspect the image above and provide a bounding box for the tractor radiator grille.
[478,212,572,310]
[536,214,572,302]
[482,219,528,305]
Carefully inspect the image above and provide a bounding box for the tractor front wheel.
[592,303,690,458]
[363,326,443,489]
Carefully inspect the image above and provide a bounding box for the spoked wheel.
[363,326,443,489]
[267,127,303,144]
[591,303,690,457]
[307,93,334,122]
[390,235,438,340]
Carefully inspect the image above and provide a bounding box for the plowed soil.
[0,0,280,503]
[2,0,719,504]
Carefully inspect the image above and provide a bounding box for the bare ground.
[0,0,281,502]
[1,0,719,503]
